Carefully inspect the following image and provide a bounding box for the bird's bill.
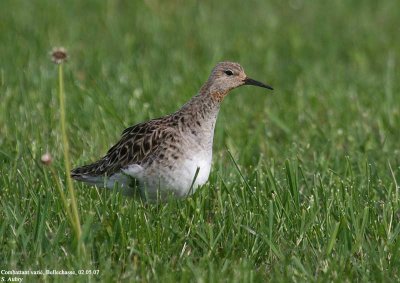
[243,77,273,90]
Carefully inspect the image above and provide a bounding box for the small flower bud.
[51,47,68,64]
[41,153,53,165]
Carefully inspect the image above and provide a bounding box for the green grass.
[1,0,400,282]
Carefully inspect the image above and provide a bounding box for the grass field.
[1,0,400,282]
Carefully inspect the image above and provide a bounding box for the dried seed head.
[51,47,68,64]
[41,153,53,166]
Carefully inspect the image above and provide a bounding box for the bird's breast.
[180,149,212,187]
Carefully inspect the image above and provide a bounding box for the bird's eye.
[224,70,233,76]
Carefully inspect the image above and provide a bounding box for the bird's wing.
[71,117,172,177]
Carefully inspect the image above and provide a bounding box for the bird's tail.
[71,164,137,196]
[71,162,104,184]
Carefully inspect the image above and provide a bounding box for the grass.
[1,0,400,282]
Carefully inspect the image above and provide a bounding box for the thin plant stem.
[49,166,74,225]
[57,63,85,256]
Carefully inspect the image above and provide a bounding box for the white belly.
[179,153,212,189]
[139,151,212,200]
[118,148,213,201]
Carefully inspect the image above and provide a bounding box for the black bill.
[244,77,273,90]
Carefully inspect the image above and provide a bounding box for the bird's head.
[204,62,273,101]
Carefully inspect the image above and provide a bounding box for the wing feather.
[71,117,171,177]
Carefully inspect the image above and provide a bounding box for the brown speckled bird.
[71,62,273,201]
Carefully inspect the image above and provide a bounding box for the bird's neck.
[179,92,220,123]
[199,79,228,103]
[175,86,224,139]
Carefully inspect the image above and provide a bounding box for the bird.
[71,62,273,201]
